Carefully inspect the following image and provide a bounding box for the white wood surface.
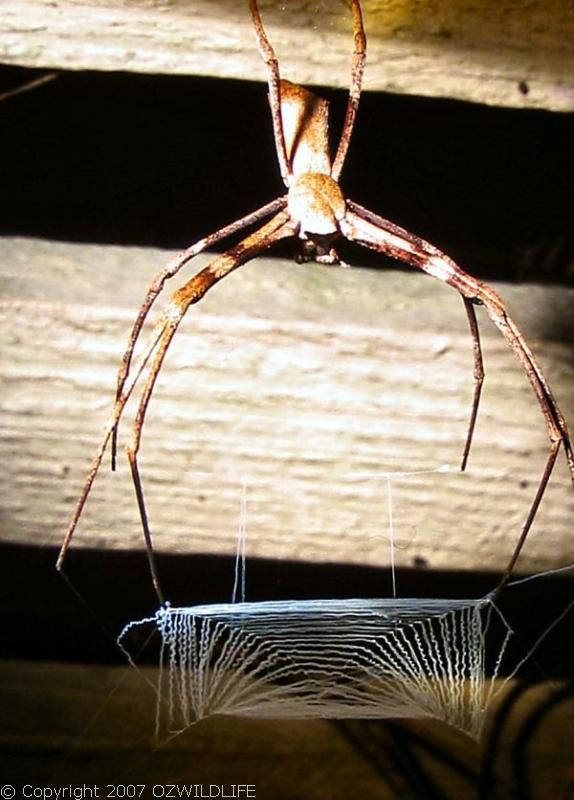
[1,236,573,577]
[1,0,573,111]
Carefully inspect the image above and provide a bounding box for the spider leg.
[461,297,485,471]
[58,210,296,600]
[341,201,573,591]
[56,320,164,575]
[249,0,290,186]
[126,210,296,601]
[331,0,367,181]
[111,196,287,468]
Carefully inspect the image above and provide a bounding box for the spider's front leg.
[461,297,485,471]
[342,201,573,591]
[110,197,287,468]
[113,211,295,601]
[57,210,295,594]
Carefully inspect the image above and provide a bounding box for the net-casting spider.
[57,0,573,604]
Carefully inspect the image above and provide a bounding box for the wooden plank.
[1,236,573,578]
[1,0,573,111]
[1,659,573,797]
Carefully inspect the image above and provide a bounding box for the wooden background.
[1,237,573,576]
[2,0,574,111]
[1,0,573,796]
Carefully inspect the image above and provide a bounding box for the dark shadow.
[0,541,572,675]
[0,66,572,286]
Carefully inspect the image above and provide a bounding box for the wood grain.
[1,236,573,578]
[1,0,573,111]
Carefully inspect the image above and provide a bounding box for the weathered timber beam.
[1,236,573,576]
[0,0,573,111]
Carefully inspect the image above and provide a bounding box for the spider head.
[287,172,346,237]
[295,235,341,266]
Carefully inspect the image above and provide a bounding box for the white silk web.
[118,469,512,740]
[121,596,506,740]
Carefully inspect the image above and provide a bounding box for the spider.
[57,0,573,604]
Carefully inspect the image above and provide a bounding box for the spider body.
[58,0,573,603]
[279,79,345,253]
[288,172,345,236]
[279,80,330,176]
